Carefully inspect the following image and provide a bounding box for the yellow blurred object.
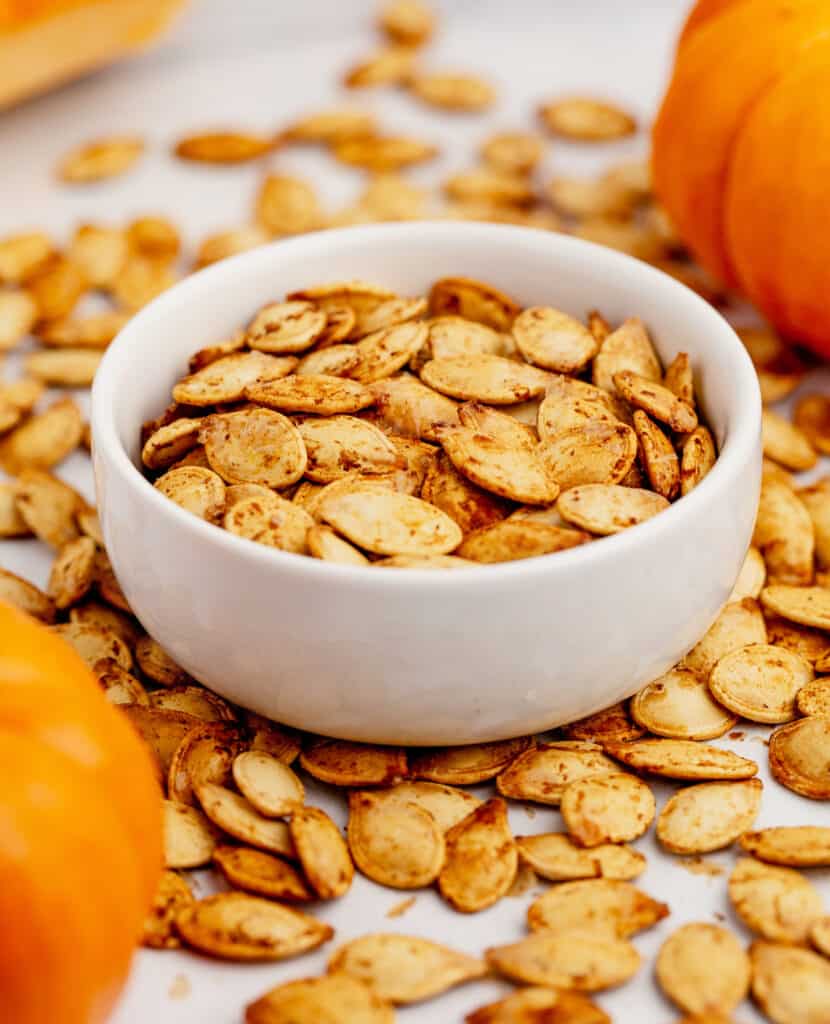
[0,0,187,109]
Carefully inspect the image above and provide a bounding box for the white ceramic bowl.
[92,222,761,744]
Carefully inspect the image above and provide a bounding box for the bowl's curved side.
[92,223,762,744]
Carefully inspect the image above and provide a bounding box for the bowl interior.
[99,223,754,473]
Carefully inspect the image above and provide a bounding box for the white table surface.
[2,2,829,1021]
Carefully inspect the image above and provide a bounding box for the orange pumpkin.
[0,601,162,1024]
[653,0,830,355]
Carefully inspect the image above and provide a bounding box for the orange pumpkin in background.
[653,0,830,355]
[0,601,162,1024]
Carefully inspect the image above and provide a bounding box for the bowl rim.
[91,221,761,588]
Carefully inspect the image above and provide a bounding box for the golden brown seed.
[762,408,817,471]
[632,667,737,740]
[25,347,103,387]
[163,799,217,869]
[564,703,645,744]
[683,597,768,677]
[0,568,55,622]
[480,131,544,175]
[536,377,623,442]
[486,931,641,992]
[458,520,588,563]
[811,918,830,957]
[440,427,560,505]
[514,307,599,374]
[657,779,763,855]
[465,987,610,1024]
[730,546,767,602]
[201,409,307,489]
[740,826,830,868]
[421,451,509,532]
[797,676,830,716]
[557,484,669,535]
[245,975,393,1024]
[614,370,697,433]
[428,277,521,331]
[14,469,84,547]
[527,878,669,938]
[299,739,407,786]
[423,354,551,405]
[232,750,304,816]
[174,131,274,163]
[709,643,813,723]
[174,350,298,406]
[332,135,438,172]
[246,301,327,353]
[371,373,459,442]
[633,410,680,499]
[135,635,189,687]
[68,224,128,288]
[213,846,313,902]
[754,478,815,584]
[154,466,226,521]
[794,393,830,454]
[349,321,428,382]
[762,586,830,631]
[343,46,418,88]
[347,790,445,889]
[655,923,750,1015]
[167,723,245,806]
[307,524,369,566]
[0,231,54,284]
[194,225,270,268]
[663,351,695,405]
[540,422,639,490]
[176,892,332,961]
[680,425,717,496]
[141,418,202,470]
[58,136,144,182]
[196,783,296,857]
[560,773,655,847]
[768,715,830,799]
[127,216,180,262]
[799,477,830,570]
[410,737,532,785]
[121,706,196,777]
[285,108,377,143]
[376,781,481,833]
[749,941,830,1024]
[411,72,496,111]
[95,660,148,706]
[110,255,175,311]
[47,536,97,609]
[438,798,517,913]
[224,493,313,553]
[143,871,192,950]
[592,318,661,393]
[0,398,83,473]
[539,97,637,140]
[576,218,666,261]
[297,416,401,483]
[444,168,535,207]
[0,289,37,350]
[328,933,486,1004]
[319,484,462,556]
[496,742,618,805]
[516,833,646,882]
[603,738,758,781]
[730,857,824,944]
[290,806,354,900]
[53,621,132,671]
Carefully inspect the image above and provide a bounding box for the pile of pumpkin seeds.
[141,275,715,567]
[1,0,830,1020]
